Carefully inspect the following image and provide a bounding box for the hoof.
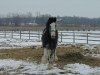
[41,56,48,64]
[54,56,58,61]
[48,63,53,69]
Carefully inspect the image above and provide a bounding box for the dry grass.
[57,45,100,67]
[0,48,43,62]
[0,46,100,68]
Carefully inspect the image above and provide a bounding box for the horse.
[41,17,58,64]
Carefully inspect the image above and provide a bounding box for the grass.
[0,46,100,68]
[0,47,43,61]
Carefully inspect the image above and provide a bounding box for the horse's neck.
[43,28,58,38]
[43,28,46,33]
[43,28,49,33]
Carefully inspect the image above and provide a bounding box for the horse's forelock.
[46,17,56,29]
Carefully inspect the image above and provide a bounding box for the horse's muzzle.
[51,31,56,39]
[51,36,56,39]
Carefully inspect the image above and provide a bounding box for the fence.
[59,31,100,44]
[0,31,42,42]
[0,31,100,44]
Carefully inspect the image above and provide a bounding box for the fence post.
[61,32,62,42]
[12,31,13,38]
[29,30,30,40]
[20,31,21,39]
[73,32,75,43]
[38,31,40,41]
[87,33,89,44]
[4,31,6,38]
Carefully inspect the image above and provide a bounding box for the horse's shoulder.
[56,30,58,34]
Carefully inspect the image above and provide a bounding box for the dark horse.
[41,17,58,64]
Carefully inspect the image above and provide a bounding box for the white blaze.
[50,22,56,38]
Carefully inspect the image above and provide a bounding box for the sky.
[0,0,100,18]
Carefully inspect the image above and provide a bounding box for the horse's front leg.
[41,48,51,64]
[54,50,58,61]
[50,49,58,62]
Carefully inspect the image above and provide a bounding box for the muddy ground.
[0,45,100,68]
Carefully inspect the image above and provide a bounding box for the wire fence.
[0,31,100,44]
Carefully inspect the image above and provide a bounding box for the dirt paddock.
[0,45,100,68]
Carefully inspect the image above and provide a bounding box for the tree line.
[0,13,100,27]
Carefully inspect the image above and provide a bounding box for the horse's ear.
[47,17,56,24]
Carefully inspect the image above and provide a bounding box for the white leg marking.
[41,48,58,64]
[41,48,50,64]
[54,50,58,61]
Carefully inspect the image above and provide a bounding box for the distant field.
[0,26,100,31]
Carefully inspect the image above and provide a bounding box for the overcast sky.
[0,0,100,18]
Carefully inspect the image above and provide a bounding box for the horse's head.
[46,17,57,39]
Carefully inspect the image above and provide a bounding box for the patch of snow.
[0,59,100,75]
[0,59,64,75]
[0,38,42,49]
[81,44,94,50]
[64,63,100,75]
[91,54,100,58]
